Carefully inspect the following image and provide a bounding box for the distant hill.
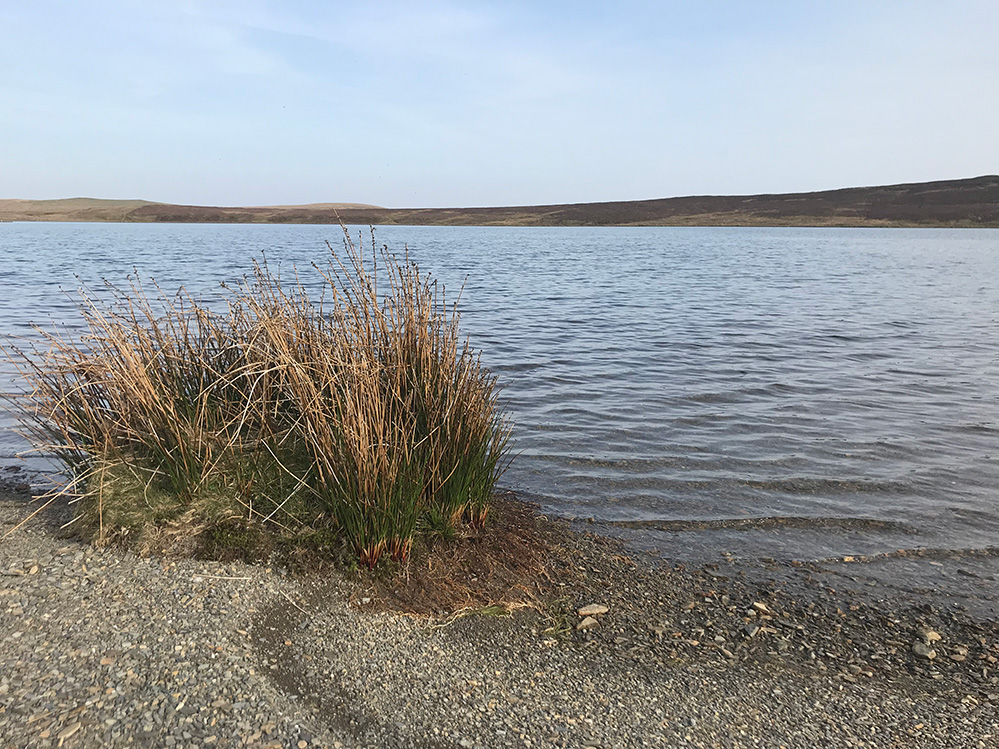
[0,198,156,222]
[3,176,998,227]
[0,198,381,223]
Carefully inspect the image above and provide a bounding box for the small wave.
[603,515,917,534]
[738,477,909,494]
[822,333,864,342]
[810,545,999,564]
[951,423,999,435]
[685,391,741,404]
[490,362,543,374]
[885,368,949,378]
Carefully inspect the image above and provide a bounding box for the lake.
[2,222,998,564]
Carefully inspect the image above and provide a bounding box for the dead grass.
[1,224,512,568]
[356,493,555,615]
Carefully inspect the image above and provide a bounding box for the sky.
[1,1,997,208]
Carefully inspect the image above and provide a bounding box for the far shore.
[2,175,998,228]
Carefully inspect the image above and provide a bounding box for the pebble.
[57,722,81,741]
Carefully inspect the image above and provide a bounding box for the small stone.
[923,630,942,643]
[298,742,308,749]
[744,624,760,638]
[912,641,936,659]
[751,602,771,615]
[577,616,599,631]
[577,604,610,617]
[58,722,81,741]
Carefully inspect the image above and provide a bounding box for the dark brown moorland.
[2,175,998,227]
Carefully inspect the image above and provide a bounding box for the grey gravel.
[2,476,997,748]
[0,481,342,748]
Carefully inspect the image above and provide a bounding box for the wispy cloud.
[1,1,996,205]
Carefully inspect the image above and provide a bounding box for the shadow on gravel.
[247,494,558,747]
[249,582,438,748]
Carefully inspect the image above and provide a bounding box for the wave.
[601,515,917,534]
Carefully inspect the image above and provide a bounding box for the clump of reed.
[1,227,511,567]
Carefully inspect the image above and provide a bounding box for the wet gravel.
[2,475,998,748]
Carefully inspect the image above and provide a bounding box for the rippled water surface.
[2,223,998,561]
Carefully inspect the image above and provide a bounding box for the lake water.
[2,222,998,565]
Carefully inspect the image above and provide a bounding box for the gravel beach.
[2,472,998,748]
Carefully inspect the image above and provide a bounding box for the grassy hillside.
[0,198,155,222]
[4,176,998,227]
[0,198,379,223]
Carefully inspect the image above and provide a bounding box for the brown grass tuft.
[1,224,512,567]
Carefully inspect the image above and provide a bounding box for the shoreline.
[4,218,999,229]
[2,478,997,747]
[2,176,998,227]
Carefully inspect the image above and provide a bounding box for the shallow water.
[2,222,998,563]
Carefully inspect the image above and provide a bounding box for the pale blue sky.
[1,1,996,207]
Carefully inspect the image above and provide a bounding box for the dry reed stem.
[1,224,512,566]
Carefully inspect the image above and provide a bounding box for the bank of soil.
[1,471,997,748]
